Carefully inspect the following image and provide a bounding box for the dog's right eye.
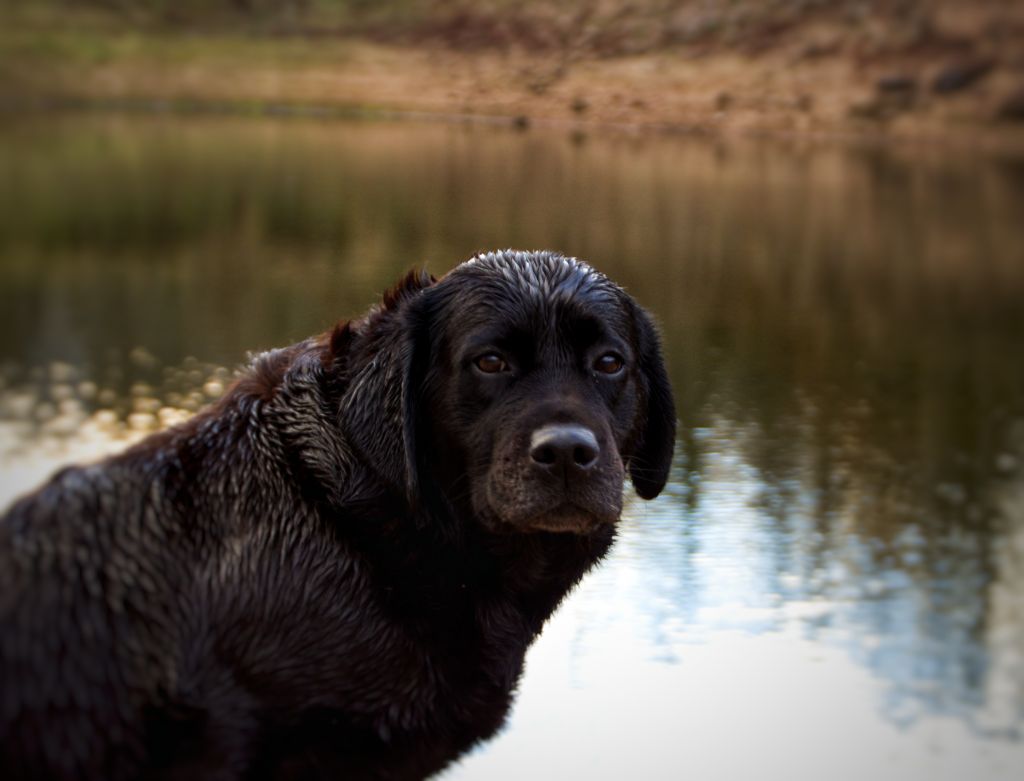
[474,353,508,374]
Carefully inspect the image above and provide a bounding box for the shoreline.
[4,92,1023,156]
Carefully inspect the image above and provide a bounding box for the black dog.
[0,250,675,780]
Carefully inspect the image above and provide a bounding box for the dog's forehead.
[441,250,625,327]
[458,249,607,289]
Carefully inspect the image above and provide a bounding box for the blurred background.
[1,2,1023,780]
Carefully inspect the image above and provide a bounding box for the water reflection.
[1,115,1023,777]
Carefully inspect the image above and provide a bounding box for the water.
[1,114,1023,779]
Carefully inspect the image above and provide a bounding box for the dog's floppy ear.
[398,291,433,507]
[628,303,676,500]
[340,269,434,507]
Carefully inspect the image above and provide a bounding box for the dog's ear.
[628,303,676,500]
[340,270,435,507]
[398,291,433,507]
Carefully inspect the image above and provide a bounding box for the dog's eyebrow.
[557,307,629,347]
[560,311,604,345]
[460,327,541,361]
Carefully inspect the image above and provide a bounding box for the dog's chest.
[385,593,536,765]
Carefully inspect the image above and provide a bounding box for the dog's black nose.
[530,425,600,475]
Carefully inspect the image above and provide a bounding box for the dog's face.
[343,251,676,534]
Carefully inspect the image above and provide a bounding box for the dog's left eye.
[594,352,624,375]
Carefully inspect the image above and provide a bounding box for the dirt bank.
[2,2,1023,146]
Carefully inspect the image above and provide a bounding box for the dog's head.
[340,250,675,534]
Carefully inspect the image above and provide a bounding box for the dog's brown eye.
[474,353,507,374]
[594,353,624,375]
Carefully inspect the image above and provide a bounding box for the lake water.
[1,114,1023,779]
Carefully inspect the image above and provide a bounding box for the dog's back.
[3,449,193,777]
[1,343,345,778]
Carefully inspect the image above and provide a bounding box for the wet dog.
[0,250,675,779]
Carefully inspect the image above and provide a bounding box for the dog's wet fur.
[0,250,675,780]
